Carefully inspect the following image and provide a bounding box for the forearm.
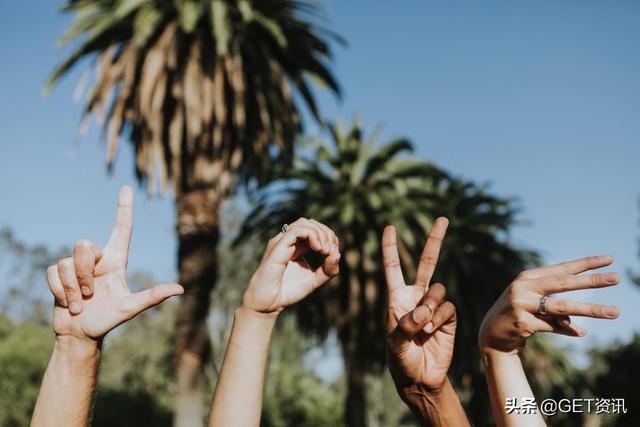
[482,350,545,427]
[31,336,101,427]
[398,377,470,427]
[208,305,277,427]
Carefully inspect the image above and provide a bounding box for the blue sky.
[0,0,639,361]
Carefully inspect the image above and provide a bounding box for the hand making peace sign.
[384,217,457,391]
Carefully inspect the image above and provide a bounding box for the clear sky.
[1,0,639,363]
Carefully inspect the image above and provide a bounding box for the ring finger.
[58,257,83,315]
[46,265,67,307]
[537,296,619,319]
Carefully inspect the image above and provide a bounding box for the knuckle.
[46,265,57,277]
[513,319,525,331]
[57,257,73,272]
[430,283,446,293]
[557,277,568,289]
[74,239,93,252]
[591,305,605,317]
[585,256,599,265]
[442,301,456,313]
[511,279,525,290]
[555,299,568,315]
[383,259,401,269]
[419,255,437,265]
[75,269,91,284]
[516,271,530,281]
[505,287,522,307]
[423,296,438,309]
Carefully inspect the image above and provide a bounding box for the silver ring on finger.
[281,223,289,233]
[538,294,550,315]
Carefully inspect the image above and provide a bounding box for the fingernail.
[69,302,81,314]
[413,306,429,323]
[81,286,92,296]
[602,255,613,262]
[425,322,434,333]
[577,327,588,336]
[605,273,619,284]
[605,306,619,318]
[331,243,338,254]
[324,242,332,253]
[559,318,570,326]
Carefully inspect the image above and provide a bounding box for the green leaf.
[133,5,163,44]
[211,0,230,55]
[178,0,203,33]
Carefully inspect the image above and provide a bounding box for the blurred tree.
[0,315,52,427]
[238,119,536,426]
[587,334,640,427]
[46,1,341,424]
[0,227,67,320]
[520,335,589,427]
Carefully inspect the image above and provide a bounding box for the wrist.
[400,378,469,427]
[398,376,449,404]
[47,335,102,385]
[54,335,102,359]
[230,305,279,352]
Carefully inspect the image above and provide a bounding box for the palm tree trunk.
[173,188,221,427]
[345,346,367,427]
[342,248,367,427]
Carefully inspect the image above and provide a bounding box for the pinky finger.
[426,301,456,334]
[46,265,68,307]
[531,315,587,337]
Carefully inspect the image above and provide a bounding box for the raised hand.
[479,255,620,355]
[242,218,340,314]
[45,186,183,342]
[384,217,456,390]
[209,218,340,427]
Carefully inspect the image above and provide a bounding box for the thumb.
[122,283,184,318]
[388,305,431,353]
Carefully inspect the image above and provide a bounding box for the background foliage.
[0,217,637,426]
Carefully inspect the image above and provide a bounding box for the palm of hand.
[246,257,319,313]
[388,286,455,387]
[53,258,133,341]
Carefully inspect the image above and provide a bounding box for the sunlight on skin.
[480,256,620,427]
[30,186,183,427]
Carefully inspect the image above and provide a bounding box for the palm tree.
[46,1,340,425]
[238,119,535,426]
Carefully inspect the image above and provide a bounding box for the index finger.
[105,186,134,265]
[382,226,405,292]
[522,255,613,279]
[415,217,448,288]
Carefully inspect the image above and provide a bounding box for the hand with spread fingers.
[46,186,184,343]
[479,256,621,427]
[383,217,470,427]
[209,218,340,427]
[31,186,183,427]
[479,255,620,355]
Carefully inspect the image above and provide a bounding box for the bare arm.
[208,218,340,427]
[479,255,621,427]
[397,378,469,427]
[31,337,101,427]
[31,187,183,427]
